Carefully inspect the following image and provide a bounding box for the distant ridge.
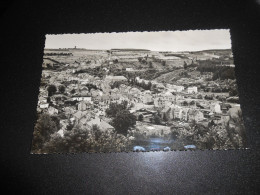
[110,48,150,51]
[45,48,104,51]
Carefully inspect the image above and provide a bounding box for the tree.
[147,81,152,90]
[229,88,238,97]
[31,113,58,153]
[162,60,166,66]
[204,95,213,100]
[149,61,153,68]
[226,110,247,148]
[197,94,203,99]
[92,124,102,141]
[138,114,144,121]
[113,59,118,63]
[163,113,168,122]
[183,61,188,69]
[141,59,147,64]
[189,101,195,106]
[47,85,57,96]
[58,85,66,93]
[154,115,161,125]
[42,125,132,153]
[141,80,146,88]
[183,101,188,106]
[106,101,128,117]
[70,89,76,94]
[112,110,136,135]
[111,81,121,89]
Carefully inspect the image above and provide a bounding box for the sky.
[45,29,231,52]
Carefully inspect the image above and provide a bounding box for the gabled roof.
[73,111,83,119]
[87,117,114,131]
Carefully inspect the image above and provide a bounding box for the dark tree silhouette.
[138,114,144,121]
[106,101,128,117]
[154,115,161,125]
[58,85,66,93]
[47,85,57,96]
[31,114,58,153]
[112,110,136,135]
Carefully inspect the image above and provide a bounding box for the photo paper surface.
[31,30,246,153]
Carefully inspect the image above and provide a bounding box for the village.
[32,47,245,153]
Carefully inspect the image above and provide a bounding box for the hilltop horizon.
[44,47,232,53]
[45,30,231,52]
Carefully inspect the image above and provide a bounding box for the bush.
[42,125,132,153]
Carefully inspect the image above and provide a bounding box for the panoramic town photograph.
[31,30,246,153]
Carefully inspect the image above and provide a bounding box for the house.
[50,94,67,105]
[90,89,103,97]
[221,114,230,126]
[105,75,127,83]
[129,87,141,95]
[220,103,231,113]
[98,101,109,111]
[155,83,166,91]
[63,107,76,117]
[86,117,115,132]
[163,92,175,103]
[78,101,87,111]
[188,109,204,122]
[154,97,166,108]
[39,89,48,98]
[180,107,190,121]
[39,103,49,109]
[174,107,183,120]
[172,85,184,92]
[38,96,47,104]
[73,110,91,121]
[126,68,134,71]
[142,94,153,104]
[100,83,111,93]
[210,102,222,113]
[48,106,59,115]
[85,101,94,110]
[78,117,91,128]
[187,86,198,94]
[71,96,92,102]
[228,105,241,118]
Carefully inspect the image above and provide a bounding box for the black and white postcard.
[31,30,246,153]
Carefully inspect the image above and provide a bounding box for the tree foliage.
[138,114,144,121]
[42,125,132,153]
[58,85,66,93]
[112,110,137,135]
[169,109,247,150]
[183,61,188,69]
[31,113,58,153]
[106,101,128,117]
[47,85,57,96]
[110,81,122,89]
[162,60,166,66]
[153,115,161,125]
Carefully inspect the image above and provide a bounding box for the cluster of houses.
[37,53,240,138]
